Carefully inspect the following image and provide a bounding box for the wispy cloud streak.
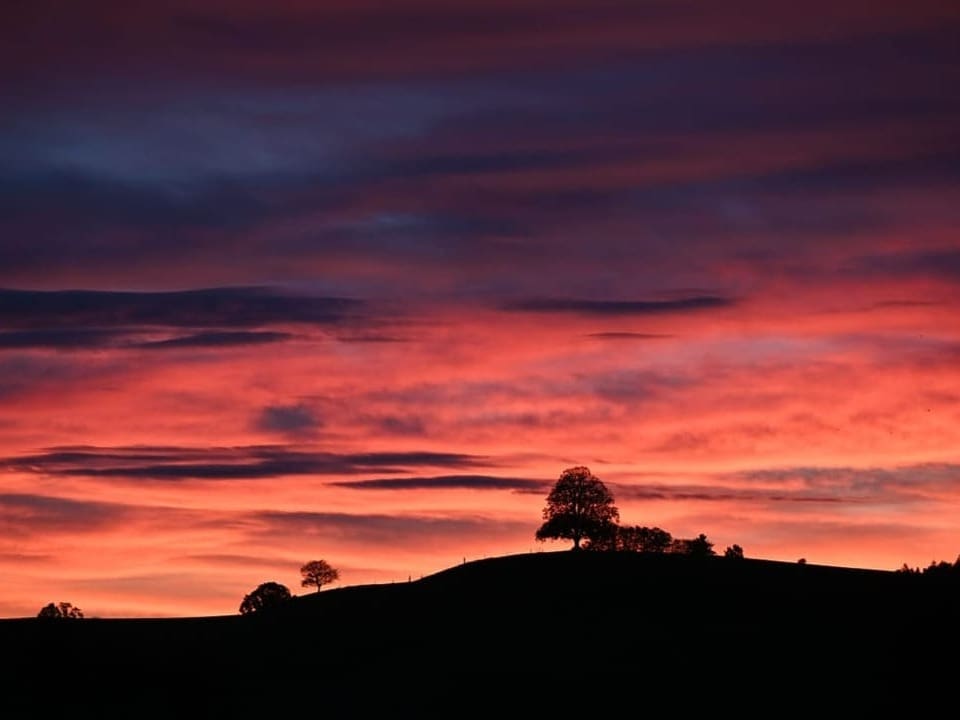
[1,446,494,481]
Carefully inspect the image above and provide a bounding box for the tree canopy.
[586,525,673,553]
[37,602,84,619]
[724,544,745,559]
[535,466,619,550]
[672,533,716,558]
[300,559,339,593]
[239,581,292,615]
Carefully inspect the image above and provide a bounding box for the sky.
[2,0,959,618]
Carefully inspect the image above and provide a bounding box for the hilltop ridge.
[3,550,955,711]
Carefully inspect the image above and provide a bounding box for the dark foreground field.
[3,551,957,712]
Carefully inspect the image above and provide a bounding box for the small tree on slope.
[300,559,340,593]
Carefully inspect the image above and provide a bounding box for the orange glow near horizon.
[2,290,959,617]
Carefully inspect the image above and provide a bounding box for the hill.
[2,551,956,711]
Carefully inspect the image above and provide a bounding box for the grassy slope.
[2,551,955,711]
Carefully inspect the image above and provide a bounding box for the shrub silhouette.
[37,602,84,619]
[724,544,745,559]
[535,466,619,550]
[239,582,292,615]
[300,559,339,593]
[672,534,716,557]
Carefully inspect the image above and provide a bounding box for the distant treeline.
[584,525,744,559]
[898,556,960,579]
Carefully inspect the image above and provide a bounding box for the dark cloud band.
[332,475,548,491]
[0,287,363,330]
[503,295,735,316]
[0,492,128,536]
[136,331,295,349]
[1,445,492,481]
[0,328,294,351]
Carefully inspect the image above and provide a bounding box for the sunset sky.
[2,0,959,618]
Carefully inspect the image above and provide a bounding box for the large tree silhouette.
[300,559,339,593]
[535,466,619,550]
[239,581,292,615]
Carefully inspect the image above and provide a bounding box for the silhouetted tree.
[300,559,339,593]
[585,525,673,553]
[239,582,292,615]
[690,534,715,557]
[671,534,715,557]
[724,544,744,559]
[637,526,674,553]
[581,524,620,551]
[37,602,84,619]
[535,466,619,550]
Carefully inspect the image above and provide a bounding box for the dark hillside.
[2,551,956,712]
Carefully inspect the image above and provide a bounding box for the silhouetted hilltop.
[2,551,955,711]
